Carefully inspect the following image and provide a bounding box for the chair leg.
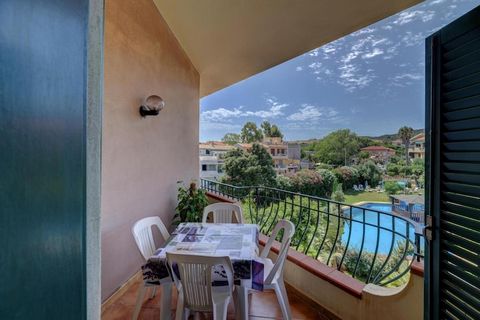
[132,284,148,320]
[160,283,172,320]
[213,298,230,320]
[274,280,292,320]
[175,289,185,320]
[234,285,249,320]
[150,286,157,299]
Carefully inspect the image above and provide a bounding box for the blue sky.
[200,0,480,142]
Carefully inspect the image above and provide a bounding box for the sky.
[199,0,480,142]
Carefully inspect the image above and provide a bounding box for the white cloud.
[295,66,304,71]
[394,73,423,81]
[401,31,427,46]
[200,97,287,122]
[393,10,435,25]
[362,48,384,59]
[287,105,339,122]
[429,0,446,5]
[351,27,376,37]
[201,107,243,122]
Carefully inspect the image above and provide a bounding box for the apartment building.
[199,142,233,180]
[408,132,425,159]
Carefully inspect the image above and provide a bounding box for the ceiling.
[153,0,422,97]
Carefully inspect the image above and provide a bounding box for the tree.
[221,133,241,145]
[334,166,360,190]
[241,122,263,143]
[398,126,414,165]
[222,144,275,187]
[311,129,361,166]
[355,160,382,187]
[261,121,283,138]
[260,121,272,137]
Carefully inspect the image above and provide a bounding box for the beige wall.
[272,250,423,320]
[102,0,199,300]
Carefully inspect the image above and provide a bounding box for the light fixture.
[139,95,165,117]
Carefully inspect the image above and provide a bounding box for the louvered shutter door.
[426,6,480,320]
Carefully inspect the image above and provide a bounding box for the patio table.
[142,222,265,320]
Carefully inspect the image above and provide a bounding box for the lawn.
[343,190,390,205]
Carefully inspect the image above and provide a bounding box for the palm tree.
[398,126,414,165]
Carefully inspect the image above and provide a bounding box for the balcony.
[199,179,425,319]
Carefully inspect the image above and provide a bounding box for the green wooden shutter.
[425,5,480,320]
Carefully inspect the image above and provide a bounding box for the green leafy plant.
[384,181,403,195]
[174,181,208,223]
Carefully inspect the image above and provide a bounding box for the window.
[218,164,224,173]
[202,164,207,171]
[207,164,216,171]
[206,149,210,155]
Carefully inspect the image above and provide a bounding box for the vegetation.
[343,190,390,204]
[356,160,382,187]
[282,169,335,198]
[303,129,364,166]
[221,133,241,145]
[240,121,264,143]
[174,182,208,223]
[261,120,283,138]
[384,181,404,195]
[398,126,414,165]
[222,143,276,187]
[334,166,360,190]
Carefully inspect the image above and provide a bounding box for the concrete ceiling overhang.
[153,0,422,97]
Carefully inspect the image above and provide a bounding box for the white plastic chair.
[257,219,295,320]
[131,216,171,320]
[166,253,235,320]
[202,203,244,224]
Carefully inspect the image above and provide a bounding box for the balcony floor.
[102,276,337,319]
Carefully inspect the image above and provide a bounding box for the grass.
[343,190,390,205]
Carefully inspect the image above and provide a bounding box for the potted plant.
[174,181,208,223]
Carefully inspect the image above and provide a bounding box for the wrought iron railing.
[200,179,424,287]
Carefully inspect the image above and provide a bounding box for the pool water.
[340,203,417,255]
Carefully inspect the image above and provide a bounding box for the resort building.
[235,137,292,173]
[360,145,396,163]
[199,142,233,180]
[409,132,426,159]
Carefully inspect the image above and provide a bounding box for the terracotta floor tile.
[102,277,331,320]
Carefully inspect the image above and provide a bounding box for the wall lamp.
[139,95,165,117]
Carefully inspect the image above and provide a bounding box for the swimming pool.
[341,202,417,255]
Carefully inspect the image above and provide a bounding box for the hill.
[363,128,424,142]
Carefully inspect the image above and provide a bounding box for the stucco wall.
[102,0,199,300]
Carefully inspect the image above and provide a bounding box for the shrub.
[334,166,360,190]
[386,163,400,176]
[331,188,346,203]
[174,182,208,223]
[317,169,337,197]
[384,181,403,195]
[285,170,335,198]
[355,161,382,187]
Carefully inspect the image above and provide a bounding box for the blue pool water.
[340,203,417,255]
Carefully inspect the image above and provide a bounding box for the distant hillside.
[287,129,424,144]
[364,129,424,142]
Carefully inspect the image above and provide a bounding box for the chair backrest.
[166,253,234,312]
[132,216,170,261]
[260,219,295,284]
[202,203,244,224]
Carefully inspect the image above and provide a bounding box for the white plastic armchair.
[131,216,171,320]
[259,219,295,320]
[202,203,244,224]
[166,253,235,320]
